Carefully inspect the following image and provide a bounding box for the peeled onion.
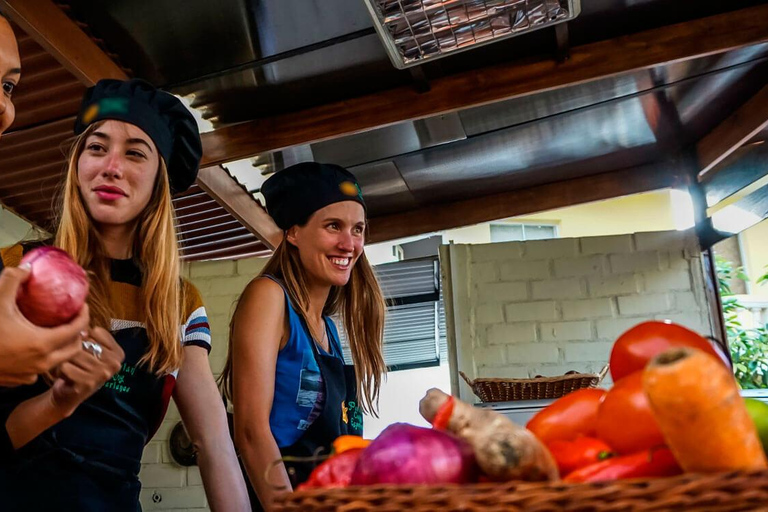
[350,423,477,485]
[16,247,89,327]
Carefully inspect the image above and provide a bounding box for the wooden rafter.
[199,4,768,167]
[366,161,690,244]
[0,0,127,84]
[1,0,278,251]
[196,166,282,250]
[697,83,768,182]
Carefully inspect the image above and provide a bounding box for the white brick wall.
[139,255,268,511]
[449,230,712,399]
[486,323,537,345]
[500,260,551,281]
[476,281,528,303]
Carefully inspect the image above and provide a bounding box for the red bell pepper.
[563,447,682,483]
[546,437,614,477]
[297,448,364,490]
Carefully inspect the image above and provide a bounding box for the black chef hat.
[262,162,366,230]
[74,78,202,194]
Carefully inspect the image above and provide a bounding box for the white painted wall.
[363,363,451,438]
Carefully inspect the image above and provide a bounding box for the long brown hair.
[219,236,386,415]
[55,122,184,374]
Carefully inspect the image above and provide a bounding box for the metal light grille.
[363,0,581,68]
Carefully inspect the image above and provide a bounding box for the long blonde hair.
[56,122,184,374]
[220,236,386,415]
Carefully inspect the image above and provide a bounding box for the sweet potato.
[643,347,768,473]
[419,388,559,482]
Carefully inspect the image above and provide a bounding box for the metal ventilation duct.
[363,0,581,69]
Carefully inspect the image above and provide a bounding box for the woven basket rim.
[459,365,609,386]
[463,372,599,385]
[276,468,768,511]
[284,471,728,496]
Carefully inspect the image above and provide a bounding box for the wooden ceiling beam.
[199,4,768,167]
[196,166,282,250]
[0,0,128,84]
[367,161,690,244]
[697,83,768,182]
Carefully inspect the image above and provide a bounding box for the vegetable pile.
[299,391,557,488]
[527,320,768,482]
[297,320,768,490]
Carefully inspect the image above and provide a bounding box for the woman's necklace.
[310,318,330,353]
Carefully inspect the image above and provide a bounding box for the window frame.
[489,221,560,242]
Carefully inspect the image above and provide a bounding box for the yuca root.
[420,388,559,482]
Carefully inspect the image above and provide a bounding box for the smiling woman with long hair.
[218,162,386,511]
[0,79,249,511]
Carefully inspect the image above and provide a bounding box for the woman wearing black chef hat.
[219,162,387,510]
[0,79,250,511]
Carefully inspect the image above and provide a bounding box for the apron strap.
[324,318,344,359]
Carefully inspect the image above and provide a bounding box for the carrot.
[419,388,559,482]
[642,347,768,472]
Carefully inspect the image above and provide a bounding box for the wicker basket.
[273,469,768,511]
[460,365,609,402]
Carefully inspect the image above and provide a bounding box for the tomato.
[527,388,606,444]
[564,447,681,483]
[610,321,724,382]
[546,437,614,476]
[596,371,665,454]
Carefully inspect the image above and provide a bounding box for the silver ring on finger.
[82,340,103,360]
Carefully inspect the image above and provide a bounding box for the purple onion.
[16,247,89,327]
[350,423,477,485]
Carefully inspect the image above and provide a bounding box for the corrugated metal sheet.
[174,185,271,261]
[375,258,438,298]
[340,302,440,369]
[340,256,445,369]
[0,22,269,261]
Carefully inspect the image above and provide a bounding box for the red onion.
[350,423,477,485]
[16,247,89,327]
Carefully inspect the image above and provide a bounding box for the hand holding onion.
[0,248,90,386]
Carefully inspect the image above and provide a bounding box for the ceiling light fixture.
[363,0,581,69]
